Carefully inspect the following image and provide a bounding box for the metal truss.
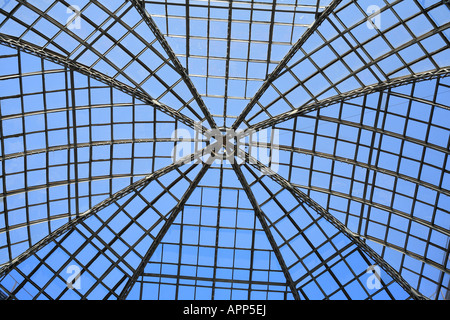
[235,150,427,300]
[0,147,207,278]
[128,0,218,129]
[231,0,344,129]
[0,33,209,134]
[233,0,450,131]
[238,67,450,135]
[246,142,450,198]
[0,0,449,301]
[231,160,300,300]
[118,161,211,299]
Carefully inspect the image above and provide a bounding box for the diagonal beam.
[118,161,211,300]
[0,33,210,134]
[231,0,343,130]
[237,69,450,136]
[245,142,450,198]
[2,159,201,299]
[444,0,450,10]
[236,150,428,300]
[9,0,208,126]
[231,0,450,129]
[363,235,450,275]
[128,0,217,129]
[221,0,233,129]
[282,182,450,275]
[231,160,301,300]
[312,113,449,154]
[287,183,450,239]
[0,140,223,200]
[389,91,450,111]
[0,137,207,161]
[0,147,208,278]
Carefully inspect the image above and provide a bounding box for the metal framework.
[0,0,449,300]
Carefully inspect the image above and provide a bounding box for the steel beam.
[231,0,344,129]
[311,113,450,154]
[287,183,450,239]
[129,0,217,129]
[236,150,428,300]
[231,160,301,300]
[234,4,450,132]
[443,0,450,10]
[0,33,209,134]
[245,142,450,198]
[0,147,208,278]
[0,138,206,161]
[237,68,450,136]
[363,235,450,275]
[118,161,211,300]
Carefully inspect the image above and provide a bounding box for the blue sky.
[0,0,449,300]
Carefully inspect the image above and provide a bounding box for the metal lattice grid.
[0,0,449,300]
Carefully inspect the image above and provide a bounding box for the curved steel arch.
[0,0,449,301]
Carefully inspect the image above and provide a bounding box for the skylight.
[0,0,449,300]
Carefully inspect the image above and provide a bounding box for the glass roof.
[0,0,449,300]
